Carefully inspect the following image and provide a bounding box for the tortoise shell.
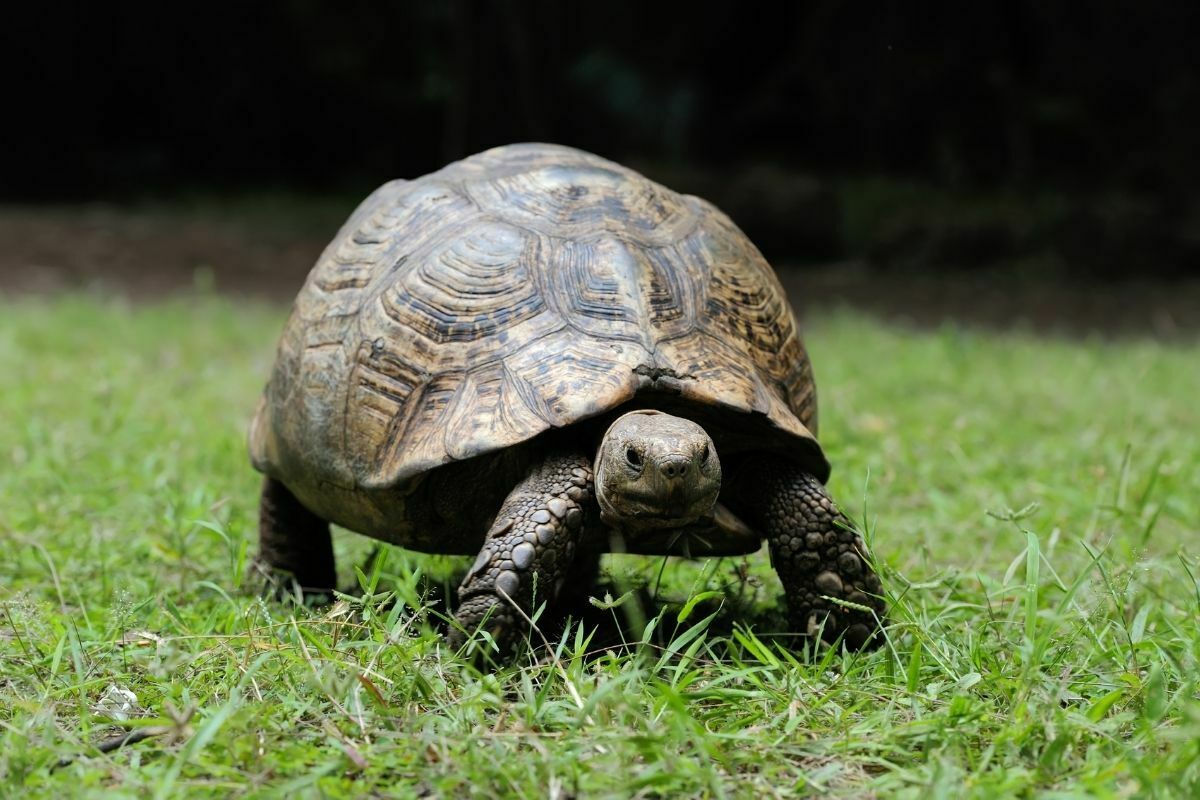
[249,143,827,550]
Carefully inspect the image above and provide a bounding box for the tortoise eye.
[625,446,642,468]
[700,443,710,463]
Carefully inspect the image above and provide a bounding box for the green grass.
[2,294,1199,798]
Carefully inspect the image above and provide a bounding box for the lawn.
[1,294,1198,798]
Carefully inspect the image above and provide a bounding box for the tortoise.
[248,143,886,654]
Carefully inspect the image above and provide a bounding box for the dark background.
[5,1,1200,325]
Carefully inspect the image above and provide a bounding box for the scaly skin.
[747,461,886,650]
[449,452,593,655]
[255,477,336,598]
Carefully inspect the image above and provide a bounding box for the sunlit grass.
[1,294,1198,797]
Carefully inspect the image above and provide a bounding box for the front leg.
[450,452,593,657]
[742,460,886,650]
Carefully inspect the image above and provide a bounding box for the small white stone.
[96,685,141,721]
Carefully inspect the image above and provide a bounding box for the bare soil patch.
[3,204,1197,338]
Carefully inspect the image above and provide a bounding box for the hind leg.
[255,477,336,600]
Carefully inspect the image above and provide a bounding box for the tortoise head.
[594,410,721,533]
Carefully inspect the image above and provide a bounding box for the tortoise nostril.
[660,455,691,479]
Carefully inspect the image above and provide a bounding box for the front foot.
[448,593,522,659]
[449,452,593,660]
[761,468,887,650]
[248,559,337,607]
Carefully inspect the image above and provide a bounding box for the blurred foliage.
[8,1,1200,273]
[13,1,1200,196]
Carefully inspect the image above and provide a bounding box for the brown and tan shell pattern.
[249,143,824,537]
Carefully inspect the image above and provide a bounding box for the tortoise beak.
[664,483,690,516]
